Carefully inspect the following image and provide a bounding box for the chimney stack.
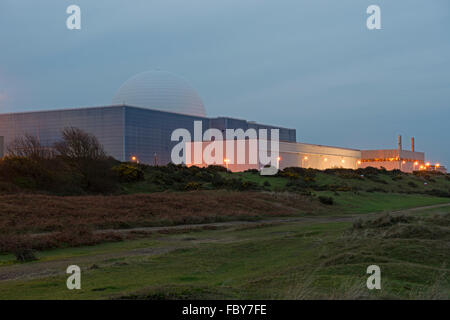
[398,135,402,150]
[411,137,415,152]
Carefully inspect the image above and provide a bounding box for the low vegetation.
[0,205,448,299]
[0,130,449,299]
[0,191,321,255]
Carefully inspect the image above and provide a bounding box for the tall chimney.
[411,137,415,152]
[398,135,402,150]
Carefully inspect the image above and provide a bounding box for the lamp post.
[131,156,139,164]
[224,158,230,170]
[413,161,418,172]
[302,156,308,168]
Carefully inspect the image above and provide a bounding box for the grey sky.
[1,0,449,165]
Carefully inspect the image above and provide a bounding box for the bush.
[206,165,228,173]
[112,164,145,182]
[318,196,334,205]
[0,156,84,194]
[14,248,38,262]
[408,181,418,188]
[184,181,202,191]
[324,169,362,180]
[366,187,387,193]
[280,167,316,179]
[424,189,450,198]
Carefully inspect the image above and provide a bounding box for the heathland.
[0,129,449,299]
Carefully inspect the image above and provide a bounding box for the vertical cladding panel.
[124,106,210,164]
[0,107,125,161]
[213,117,296,143]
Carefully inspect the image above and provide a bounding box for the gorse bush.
[318,196,334,205]
[112,164,145,182]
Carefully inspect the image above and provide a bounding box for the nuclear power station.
[0,71,445,173]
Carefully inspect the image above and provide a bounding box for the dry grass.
[0,191,320,254]
[0,191,318,234]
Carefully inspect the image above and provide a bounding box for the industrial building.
[0,71,445,173]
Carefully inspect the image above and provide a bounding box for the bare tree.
[7,134,54,159]
[54,127,107,160]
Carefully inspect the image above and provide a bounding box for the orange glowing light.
[414,161,419,166]
[436,163,440,168]
[324,158,328,162]
[304,156,308,160]
[426,162,430,167]
[341,159,345,163]
[277,156,281,161]
[224,158,230,163]
[402,161,406,164]
[357,160,361,164]
[131,156,137,161]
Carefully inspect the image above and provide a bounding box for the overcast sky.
[1,0,449,165]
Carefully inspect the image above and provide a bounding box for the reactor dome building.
[0,70,440,172]
[0,71,295,165]
[112,71,206,117]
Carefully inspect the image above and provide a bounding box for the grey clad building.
[1,70,440,173]
[0,71,296,164]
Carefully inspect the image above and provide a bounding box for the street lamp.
[302,156,308,168]
[275,156,281,169]
[224,158,230,170]
[131,155,139,164]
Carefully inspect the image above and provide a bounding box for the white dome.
[112,71,206,117]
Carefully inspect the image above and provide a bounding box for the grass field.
[0,200,449,299]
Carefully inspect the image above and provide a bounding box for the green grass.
[313,191,450,214]
[1,204,449,300]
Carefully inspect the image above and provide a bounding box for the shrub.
[14,248,38,263]
[318,196,334,205]
[184,181,202,191]
[324,169,362,180]
[424,189,450,198]
[366,187,387,193]
[211,174,225,187]
[408,181,418,188]
[54,127,107,160]
[0,156,84,194]
[206,165,228,173]
[112,164,145,182]
[366,175,388,184]
[7,134,54,159]
[279,167,316,179]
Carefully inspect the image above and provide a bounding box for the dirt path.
[1,202,449,283]
[96,202,450,236]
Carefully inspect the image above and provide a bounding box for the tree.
[54,127,107,160]
[7,134,53,159]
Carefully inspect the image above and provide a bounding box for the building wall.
[279,142,361,170]
[185,140,361,171]
[361,149,426,173]
[124,106,209,164]
[0,105,297,165]
[0,106,125,160]
[208,117,296,142]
